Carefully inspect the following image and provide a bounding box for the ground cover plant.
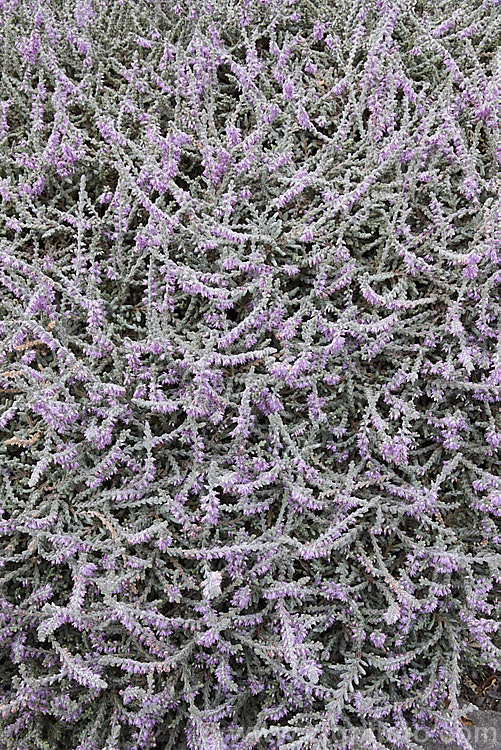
[0,0,500,748]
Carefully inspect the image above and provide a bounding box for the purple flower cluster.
[0,0,500,748]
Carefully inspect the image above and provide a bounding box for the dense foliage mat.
[0,0,500,748]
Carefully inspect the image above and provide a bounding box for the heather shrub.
[0,0,500,748]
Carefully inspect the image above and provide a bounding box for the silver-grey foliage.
[0,0,500,748]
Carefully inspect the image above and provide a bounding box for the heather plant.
[0,0,500,748]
